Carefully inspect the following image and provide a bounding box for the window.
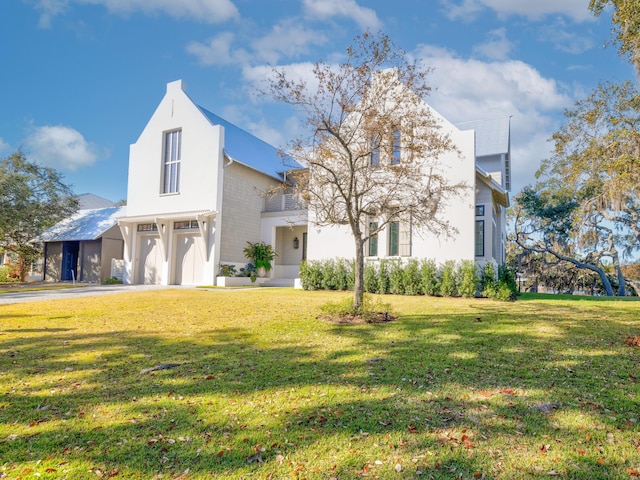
[475,205,485,216]
[391,128,401,165]
[389,218,411,256]
[174,220,198,229]
[475,220,484,257]
[137,223,158,232]
[162,129,182,194]
[368,220,378,256]
[389,221,399,256]
[370,137,380,166]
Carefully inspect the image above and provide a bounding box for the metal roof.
[37,206,126,242]
[457,117,510,157]
[198,106,301,180]
[77,193,115,209]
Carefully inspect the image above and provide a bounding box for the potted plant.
[243,242,277,277]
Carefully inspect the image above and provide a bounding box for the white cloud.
[539,19,595,54]
[252,19,329,64]
[473,28,514,60]
[35,0,239,27]
[440,0,593,23]
[0,137,10,153]
[303,0,381,30]
[242,62,320,96]
[415,44,572,191]
[186,32,246,66]
[24,125,102,171]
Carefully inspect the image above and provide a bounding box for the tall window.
[389,219,411,256]
[370,137,380,166]
[475,220,484,257]
[391,128,401,165]
[389,221,399,256]
[368,220,378,256]
[163,129,182,194]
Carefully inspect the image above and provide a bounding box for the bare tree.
[266,32,467,310]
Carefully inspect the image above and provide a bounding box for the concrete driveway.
[0,284,191,305]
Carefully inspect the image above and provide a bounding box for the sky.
[0,0,635,203]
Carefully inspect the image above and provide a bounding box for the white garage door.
[174,234,204,285]
[138,236,162,285]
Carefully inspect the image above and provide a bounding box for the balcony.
[263,194,307,213]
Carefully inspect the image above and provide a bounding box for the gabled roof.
[198,106,301,180]
[37,206,126,242]
[476,165,509,207]
[77,193,115,210]
[457,117,510,157]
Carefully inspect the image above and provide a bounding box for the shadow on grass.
[0,300,638,479]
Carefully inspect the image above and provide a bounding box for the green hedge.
[299,258,517,300]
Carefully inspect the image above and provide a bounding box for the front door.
[61,241,79,281]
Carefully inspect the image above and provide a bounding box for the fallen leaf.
[395,463,402,473]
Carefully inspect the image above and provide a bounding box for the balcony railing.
[263,194,307,213]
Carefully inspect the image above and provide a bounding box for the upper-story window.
[391,128,401,165]
[370,136,380,166]
[162,129,182,194]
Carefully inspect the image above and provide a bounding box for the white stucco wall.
[307,107,477,266]
[126,80,223,217]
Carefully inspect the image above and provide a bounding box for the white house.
[117,80,307,286]
[116,79,509,286]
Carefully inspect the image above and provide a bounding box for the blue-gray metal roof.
[198,106,301,179]
[77,193,115,209]
[37,206,126,242]
[457,117,510,157]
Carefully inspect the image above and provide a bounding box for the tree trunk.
[612,253,626,296]
[549,252,614,296]
[353,237,365,311]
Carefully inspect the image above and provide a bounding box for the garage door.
[138,236,162,285]
[174,234,204,285]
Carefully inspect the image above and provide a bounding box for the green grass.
[0,290,639,479]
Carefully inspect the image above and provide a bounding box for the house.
[37,194,126,283]
[116,79,509,286]
[117,80,307,286]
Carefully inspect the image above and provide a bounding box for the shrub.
[334,258,353,291]
[320,294,394,323]
[299,261,323,290]
[420,259,439,296]
[0,264,18,283]
[388,259,405,295]
[218,264,237,277]
[458,260,479,298]
[480,262,497,297]
[363,263,377,293]
[440,260,458,297]
[104,276,123,285]
[319,259,336,290]
[377,259,390,294]
[403,259,423,295]
[481,263,517,301]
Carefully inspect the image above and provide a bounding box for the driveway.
[0,284,192,305]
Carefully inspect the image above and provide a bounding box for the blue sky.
[0,0,634,203]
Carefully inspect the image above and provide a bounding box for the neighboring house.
[37,196,126,283]
[116,79,509,286]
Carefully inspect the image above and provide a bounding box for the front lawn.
[0,290,638,479]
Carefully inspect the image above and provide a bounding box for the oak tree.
[0,152,78,281]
